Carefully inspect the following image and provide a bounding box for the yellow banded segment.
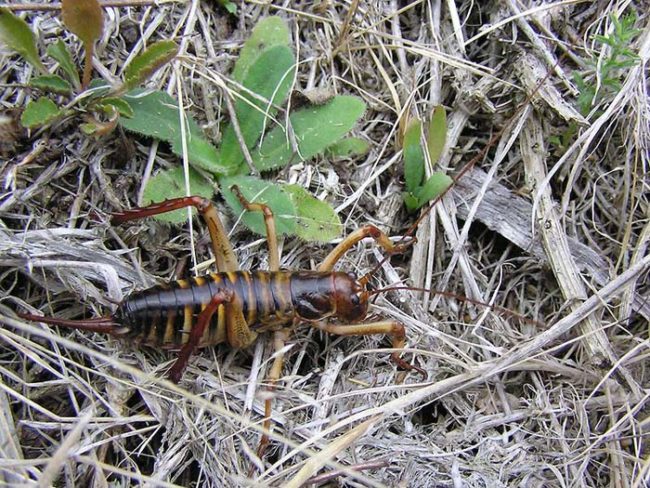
[241,271,256,324]
[174,279,193,345]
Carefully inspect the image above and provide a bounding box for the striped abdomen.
[114,271,356,350]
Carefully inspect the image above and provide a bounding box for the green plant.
[0,3,178,133]
[2,9,365,242]
[402,106,452,212]
[325,137,370,158]
[120,16,366,241]
[573,12,641,116]
[61,0,104,89]
[550,12,640,152]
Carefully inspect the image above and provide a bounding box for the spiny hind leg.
[169,289,258,383]
[168,289,234,383]
[312,320,425,377]
[230,185,279,272]
[111,196,239,272]
[257,328,291,460]
[224,293,258,349]
[317,225,413,272]
[229,185,285,459]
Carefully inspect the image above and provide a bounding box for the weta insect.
[17,187,425,456]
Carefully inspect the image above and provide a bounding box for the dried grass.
[0,1,648,487]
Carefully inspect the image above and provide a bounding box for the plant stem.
[82,43,93,90]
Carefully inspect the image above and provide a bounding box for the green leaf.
[218,45,295,169]
[325,136,370,158]
[61,0,103,47]
[403,192,419,212]
[426,105,446,165]
[607,58,638,70]
[222,1,237,14]
[62,0,103,88]
[80,122,98,135]
[548,135,561,147]
[220,175,296,236]
[561,123,578,148]
[46,39,80,88]
[602,78,622,90]
[81,78,112,99]
[577,86,596,115]
[122,40,178,91]
[232,16,290,83]
[593,34,615,47]
[20,97,62,128]
[282,184,342,241]
[402,119,424,193]
[252,95,366,172]
[142,166,214,223]
[94,97,134,118]
[572,71,586,90]
[29,74,73,95]
[120,90,233,174]
[414,172,453,208]
[0,8,44,72]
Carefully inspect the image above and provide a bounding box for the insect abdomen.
[116,271,340,349]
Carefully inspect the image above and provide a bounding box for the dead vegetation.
[0,1,648,487]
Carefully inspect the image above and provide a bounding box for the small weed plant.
[1,6,369,241]
[550,11,640,152]
[0,2,177,135]
[1,3,451,240]
[573,12,641,116]
[401,106,452,212]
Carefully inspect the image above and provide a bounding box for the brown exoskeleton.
[18,187,425,457]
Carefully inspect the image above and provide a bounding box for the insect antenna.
[358,235,417,287]
[359,254,395,288]
[367,285,545,327]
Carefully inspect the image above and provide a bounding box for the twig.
[303,457,390,486]
[0,0,184,12]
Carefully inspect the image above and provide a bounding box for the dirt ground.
[0,1,648,487]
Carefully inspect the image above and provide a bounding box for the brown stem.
[81,43,94,90]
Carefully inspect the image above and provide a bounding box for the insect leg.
[317,225,411,271]
[169,289,234,383]
[169,287,257,383]
[229,186,286,460]
[112,196,239,272]
[230,185,279,271]
[257,328,291,459]
[312,321,426,377]
[224,292,258,349]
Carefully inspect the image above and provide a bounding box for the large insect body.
[17,192,414,381]
[117,270,368,350]
[17,192,423,382]
[16,192,423,458]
